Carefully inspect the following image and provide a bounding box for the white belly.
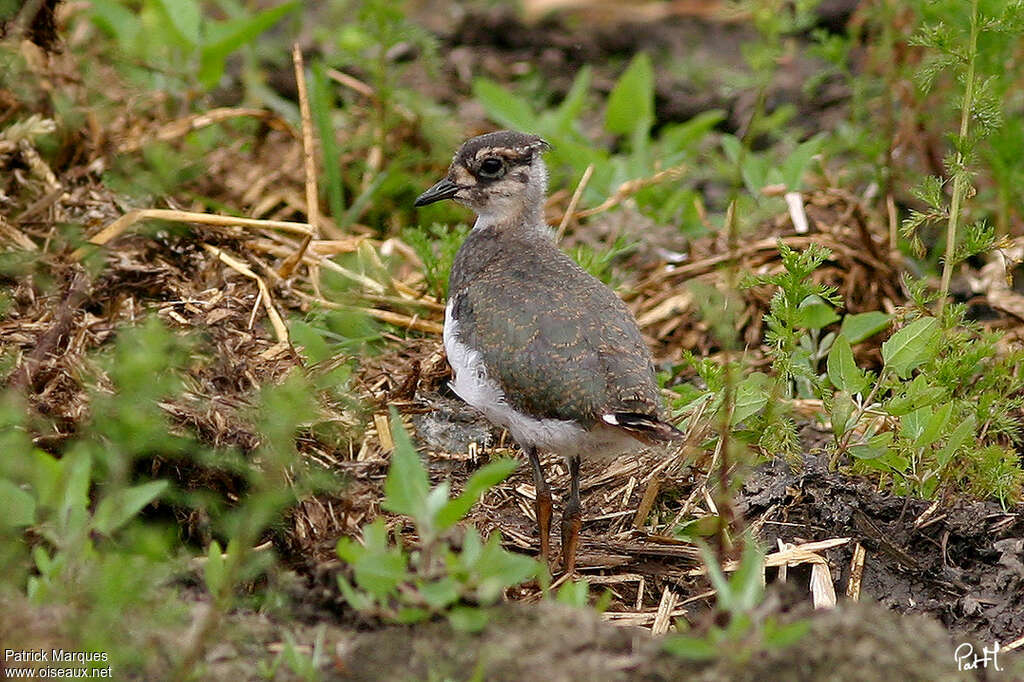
[443,298,641,459]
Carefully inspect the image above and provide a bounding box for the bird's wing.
[449,248,661,425]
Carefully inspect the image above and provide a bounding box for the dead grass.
[2,24,1024,644]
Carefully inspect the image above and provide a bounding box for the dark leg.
[527,446,552,564]
[560,455,582,574]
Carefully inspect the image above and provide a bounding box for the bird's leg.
[527,446,552,564]
[560,455,582,574]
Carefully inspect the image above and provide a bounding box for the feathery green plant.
[901,0,1023,312]
[336,411,540,631]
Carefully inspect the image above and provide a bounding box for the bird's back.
[447,226,661,428]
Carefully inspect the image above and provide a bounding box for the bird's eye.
[478,157,505,178]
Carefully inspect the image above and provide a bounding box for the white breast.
[443,297,641,459]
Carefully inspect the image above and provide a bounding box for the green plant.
[474,56,723,234]
[829,298,1024,504]
[678,241,848,463]
[336,410,540,631]
[0,320,192,672]
[662,539,809,661]
[899,0,1023,310]
[569,234,636,286]
[555,578,613,612]
[0,317,349,676]
[87,0,299,92]
[742,241,842,399]
[401,222,470,300]
[312,0,450,232]
[256,626,327,681]
[684,239,1023,504]
[738,242,1023,503]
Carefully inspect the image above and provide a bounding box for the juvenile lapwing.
[415,130,683,573]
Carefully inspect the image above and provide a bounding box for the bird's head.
[414,130,551,225]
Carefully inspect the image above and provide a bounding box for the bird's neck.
[472,203,550,240]
[450,206,555,296]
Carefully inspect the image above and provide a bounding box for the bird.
[414,130,683,573]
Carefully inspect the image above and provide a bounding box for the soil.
[338,599,990,682]
[741,456,1024,648]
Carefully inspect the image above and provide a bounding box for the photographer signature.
[954,642,1002,671]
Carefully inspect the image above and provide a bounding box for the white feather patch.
[444,297,639,459]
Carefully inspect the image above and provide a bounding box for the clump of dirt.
[739,456,1024,646]
[338,598,991,682]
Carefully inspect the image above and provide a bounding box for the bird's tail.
[601,412,685,443]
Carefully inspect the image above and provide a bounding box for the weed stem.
[937,0,979,316]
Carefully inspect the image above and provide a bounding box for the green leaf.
[885,375,945,416]
[662,635,719,660]
[697,542,732,609]
[731,374,769,425]
[336,575,373,611]
[0,479,35,527]
[361,518,392,553]
[153,0,200,47]
[92,480,168,535]
[781,135,824,190]
[900,406,929,443]
[882,318,940,378]
[418,577,460,610]
[459,527,483,566]
[335,536,362,564]
[730,541,765,613]
[914,402,953,449]
[473,78,538,131]
[436,458,519,530]
[198,1,299,89]
[740,153,771,195]
[204,540,226,595]
[423,482,451,528]
[849,431,894,459]
[448,606,493,633]
[830,390,856,439]
[60,450,92,536]
[33,546,52,574]
[88,0,142,43]
[556,580,590,608]
[382,409,430,520]
[553,66,592,131]
[936,415,976,467]
[395,607,430,624]
[763,618,810,648]
[605,53,653,135]
[353,550,409,599]
[840,311,892,343]
[721,134,742,164]
[469,533,538,603]
[795,294,840,330]
[659,110,726,155]
[674,515,721,539]
[288,320,332,364]
[30,450,62,510]
[827,336,868,394]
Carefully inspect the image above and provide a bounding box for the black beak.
[414,178,459,207]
